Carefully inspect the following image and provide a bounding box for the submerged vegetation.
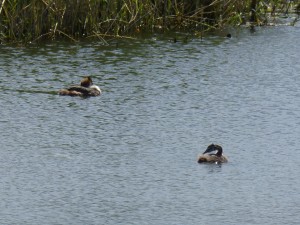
[0,0,299,43]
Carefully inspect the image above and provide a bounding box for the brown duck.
[58,76,101,97]
[197,144,228,163]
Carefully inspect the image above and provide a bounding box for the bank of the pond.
[0,0,299,44]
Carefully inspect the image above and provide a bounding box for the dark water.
[0,25,300,224]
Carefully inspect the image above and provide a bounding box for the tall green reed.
[0,0,298,43]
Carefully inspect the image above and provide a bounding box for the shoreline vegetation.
[0,0,299,44]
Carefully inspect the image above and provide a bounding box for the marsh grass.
[0,0,299,44]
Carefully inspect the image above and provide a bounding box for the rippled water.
[1,25,300,224]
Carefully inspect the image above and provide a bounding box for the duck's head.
[80,76,93,87]
[203,144,223,157]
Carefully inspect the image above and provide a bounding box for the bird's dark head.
[203,144,223,156]
[80,76,93,87]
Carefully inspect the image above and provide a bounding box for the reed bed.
[0,0,299,43]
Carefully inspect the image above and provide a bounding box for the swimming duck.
[197,144,228,163]
[58,77,101,97]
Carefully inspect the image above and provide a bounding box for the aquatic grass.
[0,0,299,44]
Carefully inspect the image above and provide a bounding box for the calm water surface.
[0,25,300,224]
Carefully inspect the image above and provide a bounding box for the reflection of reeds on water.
[0,0,297,43]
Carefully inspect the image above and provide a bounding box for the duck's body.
[58,77,101,97]
[59,85,101,97]
[197,144,228,163]
[58,89,84,96]
[197,154,228,163]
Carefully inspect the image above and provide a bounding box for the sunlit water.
[0,25,300,224]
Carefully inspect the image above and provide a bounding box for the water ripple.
[0,27,300,224]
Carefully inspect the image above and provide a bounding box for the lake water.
[0,24,300,224]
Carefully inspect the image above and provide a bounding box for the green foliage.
[0,0,298,43]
